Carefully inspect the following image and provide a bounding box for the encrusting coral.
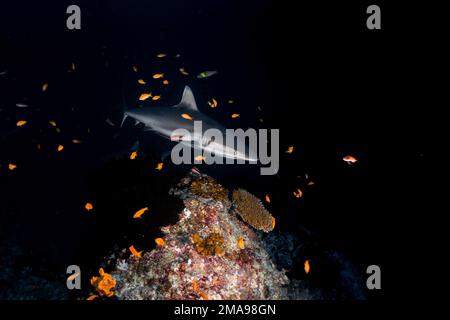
[109,173,288,300]
[190,176,228,203]
[192,232,225,256]
[232,188,275,232]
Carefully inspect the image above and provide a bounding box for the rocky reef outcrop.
[110,172,289,300]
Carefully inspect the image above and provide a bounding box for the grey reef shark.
[121,86,259,164]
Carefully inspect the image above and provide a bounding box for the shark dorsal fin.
[178,86,198,111]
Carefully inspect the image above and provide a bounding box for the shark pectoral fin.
[178,86,198,111]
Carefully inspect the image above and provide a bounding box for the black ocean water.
[0,1,428,300]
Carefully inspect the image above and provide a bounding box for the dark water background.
[0,0,431,299]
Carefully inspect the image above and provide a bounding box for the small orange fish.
[194,155,205,161]
[42,83,48,91]
[155,237,165,246]
[129,245,142,258]
[208,98,218,108]
[152,73,164,79]
[133,207,148,218]
[86,294,98,301]
[162,79,169,85]
[286,146,294,154]
[179,68,189,75]
[231,113,240,118]
[307,181,315,186]
[293,188,303,198]
[228,99,234,104]
[16,120,27,127]
[130,151,138,160]
[304,260,311,274]
[49,120,57,127]
[72,139,82,144]
[265,194,271,203]
[67,272,80,282]
[57,145,64,152]
[152,95,161,101]
[200,292,209,300]
[271,217,276,230]
[132,66,138,72]
[343,155,358,164]
[8,163,17,171]
[193,278,198,292]
[181,113,193,120]
[155,162,164,170]
[156,53,166,58]
[137,79,146,85]
[139,93,152,101]
[85,202,93,211]
[237,237,245,249]
[71,63,76,71]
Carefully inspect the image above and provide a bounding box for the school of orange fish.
[1,50,361,300]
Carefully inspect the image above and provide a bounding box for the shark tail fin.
[120,114,129,128]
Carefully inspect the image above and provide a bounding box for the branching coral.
[90,268,116,297]
[190,176,228,202]
[192,232,225,256]
[232,189,275,232]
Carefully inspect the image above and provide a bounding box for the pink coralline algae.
[111,173,289,300]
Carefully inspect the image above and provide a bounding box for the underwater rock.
[111,173,289,300]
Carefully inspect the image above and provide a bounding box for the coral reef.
[232,189,275,232]
[93,173,367,300]
[192,232,225,256]
[190,176,229,203]
[110,173,289,300]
